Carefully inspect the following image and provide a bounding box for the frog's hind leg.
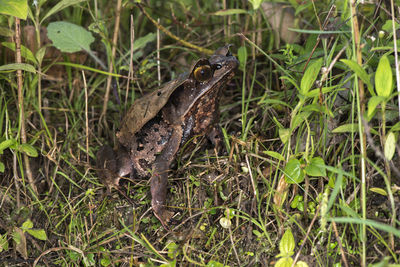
[150,126,183,228]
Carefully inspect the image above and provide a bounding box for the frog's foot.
[152,200,174,229]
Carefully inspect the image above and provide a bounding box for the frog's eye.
[193,65,213,82]
[214,63,222,70]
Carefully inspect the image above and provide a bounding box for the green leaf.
[375,55,393,98]
[40,0,87,23]
[0,0,28,19]
[275,257,294,267]
[0,26,14,37]
[26,229,47,241]
[295,261,310,267]
[207,260,224,267]
[305,86,337,98]
[160,259,176,267]
[238,46,248,71]
[284,158,304,184]
[133,33,156,51]
[213,9,248,16]
[0,234,8,252]
[305,157,326,177]
[291,111,311,130]
[21,219,33,230]
[332,123,358,133]
[340,59,374,96]
[0,63,36,73]
[1,42,37,64]
[249,0,263,9]
[166,242,178,259]
[382,20,400,32]
[0,139,16,152]
[369,187,387,196]
[279,128,290,144]
[279,228,295,255]
[390,122,400,132]
[300,58,323,95]
[47,21,95,53]
[384,132,396,160]
[367,96,385,120]
[19,144,38,157]
[263,151,285,161]
[0,162,4,172]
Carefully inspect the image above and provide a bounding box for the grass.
[1,0,400,266]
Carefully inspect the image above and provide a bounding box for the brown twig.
[15,17,38,195]
[100,0,122,123]
[332,221,350,267]
[125,15,135,106]
[137,4,213,55]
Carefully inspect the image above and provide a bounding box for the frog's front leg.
[151,125,183,227]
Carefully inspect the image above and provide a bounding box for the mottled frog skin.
[97,46,238,227]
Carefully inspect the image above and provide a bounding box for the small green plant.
[275,228,309,267]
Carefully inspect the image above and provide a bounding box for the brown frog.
[97,46,238,227]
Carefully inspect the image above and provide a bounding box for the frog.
[96,45,238,228]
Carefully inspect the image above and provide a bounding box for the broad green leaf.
[0,234,8,252]
[367,96,385,120]
[1,42,37,64]
[279,228,295,255]
[305,157,327,177]
[213,9,248,16]
[133,33,156,51]
[166,241,178,259]
[291,111,311,130]
[238,46,248,71]
[47,21,95,53]
[340,59,374,96]
[375,55,393,98]
[40,0,86,23]
[249,0,263,9]
[36,46,47,65]
[0,162,4,172]
[295,261,310,267]
[19,144,38,157]
[21,219,33,230]
[369,187,387,196]
[0,139,16,152]
[284,158,304,184]
[275,257,293,267]
[332,123,358,133]
[382,20,400,32]
[279,128,290,144]
[26,229,47,241]
[264,150,285,161]
[0,63,36,73]
[300,58,323,95]
[0,0,28,19]
[0,26,14,37]
[384,132,396,160]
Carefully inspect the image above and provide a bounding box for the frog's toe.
[152,202,174,228]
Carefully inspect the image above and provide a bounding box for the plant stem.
[15,17,38,195]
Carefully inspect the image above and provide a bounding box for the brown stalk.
[137,4,213,55]
[100,0,122,123]
[15,18,38,195]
